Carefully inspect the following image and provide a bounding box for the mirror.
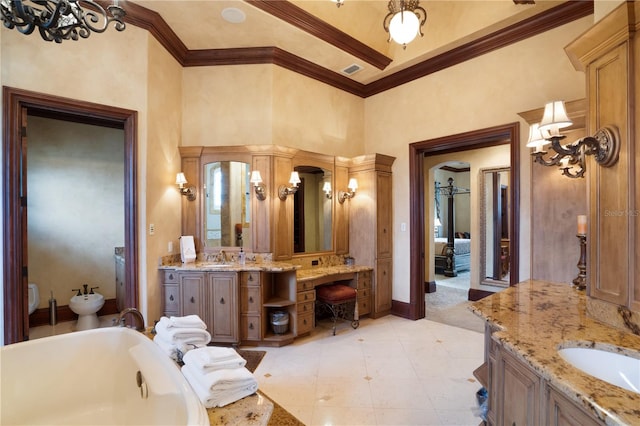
[479,167,510,286]
[293,165,333,253]
[203,161,251,249]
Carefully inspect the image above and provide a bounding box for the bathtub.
[0,327,208,425]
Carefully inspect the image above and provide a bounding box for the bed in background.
[435,178,471,277]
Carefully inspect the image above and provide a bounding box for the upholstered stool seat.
[315,284,359,335]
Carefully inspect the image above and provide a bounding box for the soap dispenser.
[238,247,246,265]
[48,291,57,325]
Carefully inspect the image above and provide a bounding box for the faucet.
[219,249,227,264]
[116,308,145,332]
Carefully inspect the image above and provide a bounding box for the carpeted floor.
[425,282,485,333]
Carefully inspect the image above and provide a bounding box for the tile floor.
[249,314,486,426]
[30,311,486,426]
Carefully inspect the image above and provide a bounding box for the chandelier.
[383,0,426,49]
[526,101,620,179]
[0,0,126,43]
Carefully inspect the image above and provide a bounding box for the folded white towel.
[160,315,207,329]
[182,364,258,408]
[153,335,205,362]
[182,347,246,372]
[155,320,211,345]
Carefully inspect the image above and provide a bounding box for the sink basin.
[198,263,230,268]
[558,347,640,394]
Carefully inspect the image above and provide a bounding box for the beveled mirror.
[479,166,510,286]
[293,165,333,253]
[203,161,251,249]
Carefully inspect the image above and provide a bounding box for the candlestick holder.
[572,234,587,290]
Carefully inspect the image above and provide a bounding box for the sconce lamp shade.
[250,170,263,185]
[389,11,420,45]
[526,123,549,152]
[323,181,332,193]
[347,178,358,192]
[289,171,301,186]
[434,216,442,227]
[175,172,188,186]
[539,101,572,134]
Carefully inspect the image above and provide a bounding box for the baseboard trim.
[425,281,436,293]
[468,288,495,301]
[29,298,118,328]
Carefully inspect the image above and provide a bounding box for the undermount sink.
[197,262,231,268]
[558,346,640,394]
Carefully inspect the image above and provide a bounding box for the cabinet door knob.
[249,275,253,281]
[249,323,254,330]
[169,274,174,280]
[190,297,195,303]
[249,296,254,303]
[169,295,174,301]
[303,319,307,325]
[220,297,225,304]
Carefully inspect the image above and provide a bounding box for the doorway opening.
[3,87,138,344]
[407,123,520,320]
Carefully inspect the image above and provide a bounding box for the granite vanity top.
[296,264,373,281]
[158,261,300,273]
[470,280,640,425]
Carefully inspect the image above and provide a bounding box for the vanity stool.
[315,284,359,336]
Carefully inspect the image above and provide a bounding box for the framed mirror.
[479,166,510,286]
[293,165,333,253]
[203,161,251,249]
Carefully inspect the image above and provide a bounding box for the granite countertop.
[296,264,373,281]
[470,280,640,425]
[159,261,300,273]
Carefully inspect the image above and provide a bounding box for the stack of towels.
[181,346,259,408]
[153,315,211,362]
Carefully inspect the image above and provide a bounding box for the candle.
[577,215,587,235]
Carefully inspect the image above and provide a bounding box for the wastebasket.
[270,311,289,335]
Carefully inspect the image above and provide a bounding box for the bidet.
[69,292,105,331]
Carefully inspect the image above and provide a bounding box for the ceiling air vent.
[341,64,363,76]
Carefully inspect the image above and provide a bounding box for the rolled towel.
[182,364,258,408]
[182,347,246,373]
[155,320,211,345]
[162,315,207,329]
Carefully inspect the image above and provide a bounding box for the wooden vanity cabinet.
[240,271,262,343]
[207,272,239,344]
[179,272,207,318]
[356,270,372,316]
[349,154,395,318]
[546,385,601,426]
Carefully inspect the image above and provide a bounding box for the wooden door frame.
[407,122,520,320]
[3,86,138,344]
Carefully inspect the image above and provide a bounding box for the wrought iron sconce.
[175,172,196,201]
[323,181,332,199]
[250,171,266,201]
[526,100,620,178]
[278,171,301,201]
[338,178,358,204]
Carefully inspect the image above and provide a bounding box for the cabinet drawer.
[241,315,261,341]
[297,280,315,292]
[357,272,371,289]
[240,286,261,315]
[297,289,316,303]
[358,296,371,316]
[164,284,180,313]
[164,270,178,283]
[240,271,260,286]
[298,300,315,316]
[357,287,370,299]
[297,312,314,335]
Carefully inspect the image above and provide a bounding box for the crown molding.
[118,0,593,98]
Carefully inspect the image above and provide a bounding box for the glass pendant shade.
[389,11,419,45]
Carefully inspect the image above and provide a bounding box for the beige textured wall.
[364,16,593,302]
[181,65,274,147]
[145,36,184,322]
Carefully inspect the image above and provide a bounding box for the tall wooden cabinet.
[348,154,395,318]
[565,2,640,321]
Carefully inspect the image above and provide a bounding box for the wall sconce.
[526,100,620,178]
[323,181,332,199]
[249,171,267,201]
[278,171,301,201]
[175,172,196,201]
[338,178,358,204]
